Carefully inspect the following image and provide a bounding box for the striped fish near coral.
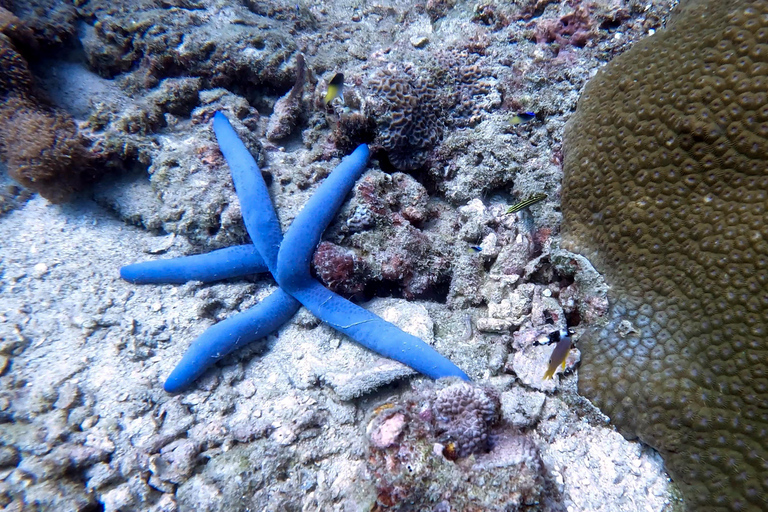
[506,193,547,214]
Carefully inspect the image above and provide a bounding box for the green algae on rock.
[562,0,768,510]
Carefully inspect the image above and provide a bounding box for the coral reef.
[366,381,548,510]
[437,42,503,127]
[1,0,77,46]
[433,382,500,458]
[77,0,295,90]
[562,0,768,509]
[321,170,453,300]
[0,187,675,509]
[365,62,446,171]
[124,114,468,391]
[0,96,95,203]
[0,13,97,203]
[0,0,690,509]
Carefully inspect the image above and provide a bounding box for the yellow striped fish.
[506,193,547,214]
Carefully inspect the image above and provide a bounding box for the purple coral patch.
[312,241,370,295]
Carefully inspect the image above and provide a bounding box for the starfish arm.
[212,112,283,271]
[164,287,300,392]
[120,245,267,284]
[276,144,470,381]
[293,280,470,380]
[276,144,370,290]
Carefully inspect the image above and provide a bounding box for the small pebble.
[271,426,297,446]
[147,234,176,254]
[476,317,513,333]
[410,35,429,48]
[32,263,48,278]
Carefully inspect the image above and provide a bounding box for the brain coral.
[366,63,445,171]
[562,0,768,510]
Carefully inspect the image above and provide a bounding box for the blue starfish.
[121,112,470,392]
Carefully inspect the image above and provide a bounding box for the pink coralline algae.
[320,170,452,300]
[533,5,595,47]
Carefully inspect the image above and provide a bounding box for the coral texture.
[433,382,500,458]
[562,0,768,509]
[0,13,95,203]
[437,43,502,128]
[312,241,370,296]
[366,382,545,510]
[0,31,32,93]
[0,96,93,203]
[366,63,445,170]
[323,170,453,300]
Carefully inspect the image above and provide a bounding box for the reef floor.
[0,0,682,510]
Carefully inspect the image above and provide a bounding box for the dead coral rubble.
[266,54,306,141]
[318,170,453,300]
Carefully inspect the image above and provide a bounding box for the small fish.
[324,73,344,105]
[543,328,574,380]
[468,245,483,253]
[508,111,536,126]
[373,402,395,414]
[506,193,547,214]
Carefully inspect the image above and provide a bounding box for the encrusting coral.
[561,0,768,509]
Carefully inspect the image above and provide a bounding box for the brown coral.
[366,63,445,171]
[433,382,500,458]
[0,96,94,203]
[0,32,30,93]
[561,0,768,510]
[0,16,96,203]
